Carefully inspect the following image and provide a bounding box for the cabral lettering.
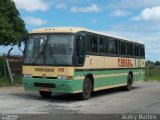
[58,68,64,72]
[118,58,133,67]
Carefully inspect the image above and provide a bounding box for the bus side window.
[120,41,126,55]
[99,37,105,53]
[127,42,133,56]
[105,37,109,53]
[91,35,98,53]
[140,45,145,57]
[87,35,91,52]
[76,35,85,65]
[134,44,140,56]
[87,34,98,53]
[109,39,117,54]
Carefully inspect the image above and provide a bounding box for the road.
[0,82,160,115]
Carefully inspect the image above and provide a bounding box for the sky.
[1,0,160,61]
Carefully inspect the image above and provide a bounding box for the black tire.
[39,91,52,98]
[80,77,92,100]
[124,74,133,91]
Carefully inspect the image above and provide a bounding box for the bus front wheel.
[80,77,92,100]
[39,91,52,98]
[124,74,133,91]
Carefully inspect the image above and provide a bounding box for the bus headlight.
[57,76,63,79]
[23,74,32,78]
[57,76,67,80]
[57,76,72,80]
[62,76,67,80]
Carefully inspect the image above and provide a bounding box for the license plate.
[40,88,50,92]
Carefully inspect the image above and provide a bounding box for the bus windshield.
[24,34,74,65]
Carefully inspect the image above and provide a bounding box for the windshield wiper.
[32,43,46,64]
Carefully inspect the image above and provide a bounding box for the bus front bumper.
[23,78,82,94]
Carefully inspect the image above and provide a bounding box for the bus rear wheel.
[39,91,52,98]
[80,77,92,100]
[124,74,133,91]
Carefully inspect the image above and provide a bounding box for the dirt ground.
[0,82,160,114]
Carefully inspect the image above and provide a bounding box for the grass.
[0,76,22,86]
[145,68,160,82]
[145,76,160,82]
[0,77,12,86]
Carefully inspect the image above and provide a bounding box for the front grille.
[33,76,57,79]
[34,83,56,88]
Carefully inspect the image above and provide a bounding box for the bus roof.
[29,27,144,44]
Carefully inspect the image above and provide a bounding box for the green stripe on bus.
[74,69,144,90]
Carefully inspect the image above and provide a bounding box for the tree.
[145,60,154,67]
[0,0,27,46]
[155,61,160,66]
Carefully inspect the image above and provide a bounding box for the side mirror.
[18,40,23,53]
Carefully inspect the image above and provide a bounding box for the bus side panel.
[74,68,145,92]
[22,69,145,94]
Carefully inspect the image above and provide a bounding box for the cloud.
[71,4,101,13]
[91,19,97,23]
[23,17,47,26]
[133,6,160,21]
[108,0,160,9]
[13,0,49,12]
[110,22,160,33]
[110,10,132,17]
[56,3,67,9]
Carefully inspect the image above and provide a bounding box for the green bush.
[0,77,12,86]
[145,67,160,81]
[0,76,22,86]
